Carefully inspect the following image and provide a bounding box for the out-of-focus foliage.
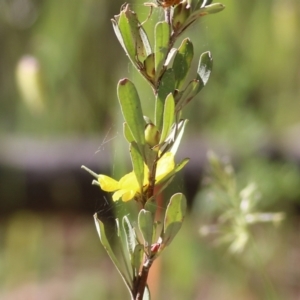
[1,210,299,299]
[0,211,129,299]
[186,0,300,149]
[182,0,300,209]
[0,0,125,134]
[1,0,299,138]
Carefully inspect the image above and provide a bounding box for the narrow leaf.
[170,119,188,155]
[123,122,135,143]
[130,142,145,191]
[131,244,144,277]
[155,69,175,131]
[181,3,225,32]
[118,79,145,146]
[155,21,170,80]
[94,214,133,291]
[158,158,189,185]
[162,193,187,247]
[143,145,158,176]
[175,79,200,112]
[113,4,152,67]
[195,0,213,10]
[144,53,155,80]
[117,7,137,64]
[144,198,158,217]
[138,209,154,255]
[173,38,194,89]
[111,19,126,54]
[197,51,213,86]
[122,215,137,255]
[139,25,152,57]
[159,93,175,143]
[124,6,148,61]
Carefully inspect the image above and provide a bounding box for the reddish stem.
[134,257,153,300]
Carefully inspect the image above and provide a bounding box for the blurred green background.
[0,0,300,299]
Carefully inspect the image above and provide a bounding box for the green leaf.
[143,53,155,80]
[197,51,213,86]
[130,142,145,191]
[124,8,149,62]
[115,4,152,64]
[174,52,212,112]
[170,119,188,155]
[172,2,191,32]
[143,145,158,176]
[138,209,154,255]
[154,21,170,80]
[194,0,213,10]
[111,19,127,55]
[123,122,135,143]
[122,215,137,255]
[173,38,194,89]
[144,198,158,217]
[158,158,189,185]
[131,244,144,277]
[155,69,175,131]
[115,7,137,65]
[139,24,152,58]
[159,93,175,143]
[172,158,190,174]
[198,2,224,13]
[162,193,187,247]
[175,79,200,112]
[182,3,225,32]
[94,214,133,292]
[118,79,145,146]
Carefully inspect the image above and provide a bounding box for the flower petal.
[98,175,119,192]
[112,189,135,202]
[121,190,136,202]
[119,171,140,191]
[156,152,175,182]
[112,189,126,201]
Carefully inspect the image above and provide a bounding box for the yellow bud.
[144,123,160,148]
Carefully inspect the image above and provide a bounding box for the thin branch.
[134,256,154,300]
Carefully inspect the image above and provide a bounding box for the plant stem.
[164,7,171,25]
[134,256,154,300]
[147,157,158,200]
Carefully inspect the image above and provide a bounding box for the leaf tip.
[119,78,129,85]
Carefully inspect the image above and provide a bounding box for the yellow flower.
[98,152,175,202]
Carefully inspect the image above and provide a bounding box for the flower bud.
[144,123,160,148]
